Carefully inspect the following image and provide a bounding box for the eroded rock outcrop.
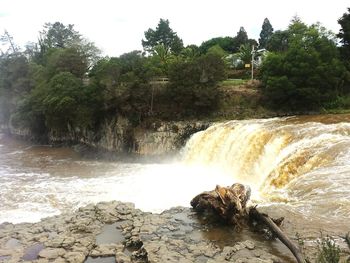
[0,201,286,263]
[6,116,210,157]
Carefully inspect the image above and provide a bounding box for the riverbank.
[0,201,293,263]
[1,201,349,263]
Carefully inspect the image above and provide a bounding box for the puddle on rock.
[96,223,124,244]
[0,256,11,261]
[85,256,115,263]
[22,243,45,261]
[5,238,21,249]
[169,211,296,263]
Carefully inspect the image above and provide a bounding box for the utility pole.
[251,45,255,80]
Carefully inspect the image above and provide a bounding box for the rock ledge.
[0,201,285,263]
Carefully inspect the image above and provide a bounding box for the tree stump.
[191,183,251,228]
[191,183,305,263]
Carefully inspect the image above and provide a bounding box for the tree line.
[0,9,350,136]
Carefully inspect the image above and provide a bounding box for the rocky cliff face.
[4,116,210,156]
[133,121,209,156]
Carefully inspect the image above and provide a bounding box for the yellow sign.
[245,64,251,68]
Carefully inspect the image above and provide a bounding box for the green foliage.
[317,235,341,263]
[150,44,174,75]
[15,70,103,133]
[167,53,226,116]
[199,37,235,54]
[199,28,257,55]
[238,44,253,64]
[142,19,184,54]
[180,45,200,61]
[40,22,81,49]
[338,8,350,69]
[338,8,350,47]
[38,22,100,68]
[266,30,289,52]
[261,19,348,111]
[2,12,350,134]
[89,57,121,90]
[117,82,152,125]
[259,18,274,49]
[118,51,153,82]
[88,51,155,124]
[45,47,88,78]
[41,72,92,130]
[0,54,32,95]
[235,27,249,48]
[0,53,33,124]
[207,45,227,57]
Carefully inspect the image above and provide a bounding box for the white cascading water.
[182,117,350,222]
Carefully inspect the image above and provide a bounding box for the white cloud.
[0,0,348,56]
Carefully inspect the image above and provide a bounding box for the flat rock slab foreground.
[0,201,289,263]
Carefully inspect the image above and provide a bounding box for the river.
[1,115,350,237]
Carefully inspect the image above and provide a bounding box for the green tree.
[199,37,235,54]
[89,51,156,121]
[234,27,249,48]
[89,58,120,90]
[142,19,184,54]
[39,22,81,49]
[45,47,88,79]
[89,57,121,110]
[43,72,83,129]
[259,18,274,49]
[41,72,95,130]
[338,8,350,68]
[238,43,253,64]
[167,53,226,116]
[0,54,33,124]
[151,44,174,74]
[180,45,200,61]
[38,22,100,68]
[266,30,289,52]
[261,20,347,110]
[207,44,226,57]
[118,50,151,82]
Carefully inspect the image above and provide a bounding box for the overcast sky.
[0,0,349,56]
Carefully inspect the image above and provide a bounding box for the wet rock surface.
[0,201,294,263]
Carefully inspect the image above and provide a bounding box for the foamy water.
[1,114,350,230]
[0,137,235,223]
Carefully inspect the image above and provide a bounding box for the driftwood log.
[191,183,305,263]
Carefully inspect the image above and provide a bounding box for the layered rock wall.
[4,116,209,156]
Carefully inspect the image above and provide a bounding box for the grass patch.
[220,79,249,86]
[317,235,341,263]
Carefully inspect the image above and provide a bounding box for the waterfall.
[182,117,350,195]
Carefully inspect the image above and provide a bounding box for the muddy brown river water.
[1,115,349,247]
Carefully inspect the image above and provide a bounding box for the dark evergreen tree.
[142,19,184,54]
[38,22,100,67]
[266,30,289,52]
[338,8,350,68]
[234,27,249,47]
[259,18,274,49]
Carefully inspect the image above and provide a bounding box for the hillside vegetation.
[0,10,350,137]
